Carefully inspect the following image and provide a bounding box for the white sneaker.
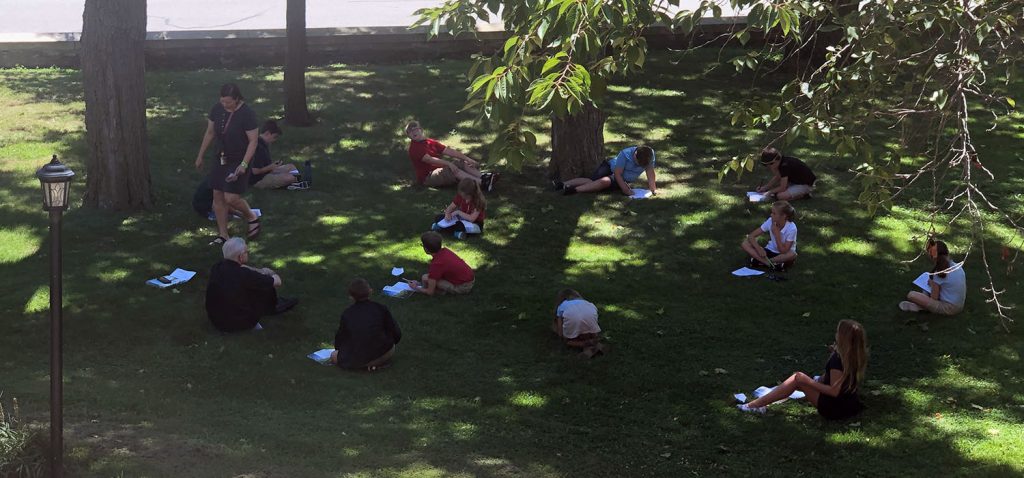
[899,301,923,312]
[737,404,766,414]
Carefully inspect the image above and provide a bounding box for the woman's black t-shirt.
[208,102,258,160]
[778,156,817,186]
[817,351,864,420]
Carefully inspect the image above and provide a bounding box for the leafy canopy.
[413,0,678,168]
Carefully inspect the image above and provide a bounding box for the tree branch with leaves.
[676,0,1023,329]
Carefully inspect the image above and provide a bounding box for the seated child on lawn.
[741,200,797,271]
[738,319,867,420]
[552,289,608,357]
[330,278,402,371]
[899,238,967,315]
[431,178,486,240]
[556,145,657,196]
[408,231,475,295]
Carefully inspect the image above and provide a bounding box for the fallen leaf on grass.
[970,403,986,411]
[934,412,943,420]
[699,370,709,376]
[660,452,672,458]
[802,312,811,317]
[714,368,729,375]
[987,428,1000,435]
[870,390,882,396]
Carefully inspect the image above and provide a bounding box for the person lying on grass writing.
[555,145,657,196]
[407,231,475,296]
[741,200,797,271]
[738,319,867,420]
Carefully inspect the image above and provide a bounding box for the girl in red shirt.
[432,178,487,239]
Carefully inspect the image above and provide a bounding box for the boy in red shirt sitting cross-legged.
[407,231,476,295]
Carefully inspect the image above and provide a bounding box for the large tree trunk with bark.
[549,103,607,181]
[81,0,152,210]
[284,0,312,126]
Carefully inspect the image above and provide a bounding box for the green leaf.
[1007,97,1016,108]
[503,35,519,54]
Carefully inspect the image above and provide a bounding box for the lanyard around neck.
[222,102,244,134]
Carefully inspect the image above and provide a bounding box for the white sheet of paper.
[383,281,414,297]
[146,268,197,289]
[436,217,459,228]
[289,169,300,175]
[732,267,766,277]
[734,393,747,403]
[913,272,931,294]
[307,348,333,364]
[752,386,805,400]
[391,267,404,277]
[630,188,653,199]
[747,191,768,203]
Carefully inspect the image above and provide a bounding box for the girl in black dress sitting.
[738,320,868,420]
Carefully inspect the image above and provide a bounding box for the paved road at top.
[0,0,742,37]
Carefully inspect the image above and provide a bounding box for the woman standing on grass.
[738,320,867,420]
[195,83,262,245]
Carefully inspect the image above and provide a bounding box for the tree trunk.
[549,103,607,181]
[284,0,312,126]
[80,0,152,210]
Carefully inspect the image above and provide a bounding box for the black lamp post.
[35,154,74,478]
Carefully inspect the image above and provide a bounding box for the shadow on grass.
[0,51,1021,477]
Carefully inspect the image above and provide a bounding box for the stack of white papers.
[208,208,262,221]
[382,281,414,298]
[435,217,477,229]
[745,191,770,202]
[630,188,653,199]
[913,272,931,294]
[146,268,197,289]
[732,267,765,277]
[753,386,805,400]
[307,348,333,365]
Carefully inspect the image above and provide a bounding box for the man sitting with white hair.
[205,237,298,332]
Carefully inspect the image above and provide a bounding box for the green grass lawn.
[1,50,1022,477]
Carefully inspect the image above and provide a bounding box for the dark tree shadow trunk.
[285,0,312,126]
[81,0,152,210]
[549,102,607,181]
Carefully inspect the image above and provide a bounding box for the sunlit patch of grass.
[0,226,41,263]
[449,421,477,440]
[509,391,547,408]
[565,241,632,262]
[23,285,48,313]
[95,268,130,283]
[691,238,718,250]
[829,238,877,256]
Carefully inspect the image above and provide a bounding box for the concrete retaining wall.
[0,22,746,69]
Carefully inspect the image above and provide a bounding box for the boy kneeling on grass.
[408,231,475,295]
[331,278,402,372]
[552,289,608,358]
[741,200,798,271]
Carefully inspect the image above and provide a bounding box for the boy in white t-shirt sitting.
[741,200,798,271]
[552,289,607,358]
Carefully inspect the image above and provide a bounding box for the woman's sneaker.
[737,404,766,414]
[287,181,310,190]
[899,301,923,312]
